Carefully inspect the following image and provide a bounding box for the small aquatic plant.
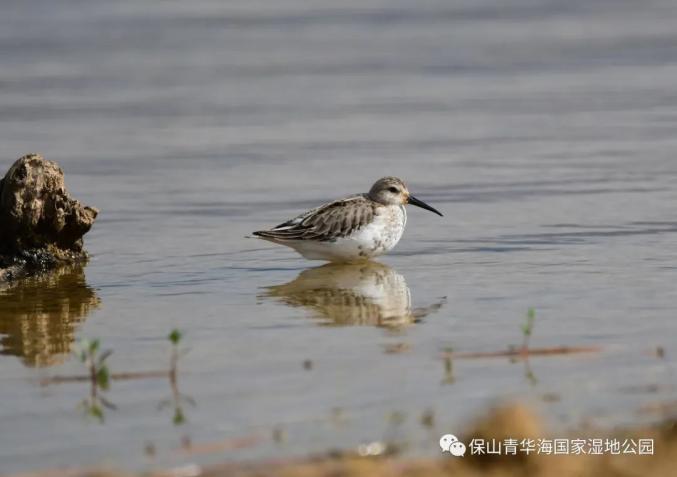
[159,329,194,425]
[74,338,111,390]
[73,338,115,421]
[521,308,536,353]
[168,328,182,377]
[516,309,539,384]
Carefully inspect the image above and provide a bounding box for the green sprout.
[74,338,112,390]
[168,328,182,379]
[173,407,186,426]
[518,309,539,384]
[521,308,536,352]
[169,329,182,346]
[73,338,115,422]
[158,329,194,425]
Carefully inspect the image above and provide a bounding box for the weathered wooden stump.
[0,153,98,282]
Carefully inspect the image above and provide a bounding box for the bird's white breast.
[288,205,406,262]
[361,204,406,251]
[335,205,406,259]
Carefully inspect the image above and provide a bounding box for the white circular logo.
[439,434,465,456]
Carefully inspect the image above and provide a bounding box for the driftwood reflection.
[0,265,100,367]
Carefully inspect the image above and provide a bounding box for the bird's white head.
[368,177,443,216]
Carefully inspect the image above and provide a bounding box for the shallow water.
[2,0,677,473]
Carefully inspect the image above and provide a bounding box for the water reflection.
[262,262,444,328]
[158,374,196,426]
[159,331,196,426]
[0,265,100,367]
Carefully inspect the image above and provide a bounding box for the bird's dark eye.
[388,187,398,193]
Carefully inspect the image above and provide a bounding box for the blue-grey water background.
[2,0,677,473]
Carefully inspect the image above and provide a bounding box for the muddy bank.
[194,405,676,477]
[15,404,677,477]
[0,154,98,282]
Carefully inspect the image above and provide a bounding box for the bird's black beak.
[407,195,443,216]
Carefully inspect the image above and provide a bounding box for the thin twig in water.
[39,370,168,386]
[447,346,601,360]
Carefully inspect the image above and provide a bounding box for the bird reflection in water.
[0,265,100,367]
[261,262,444,328]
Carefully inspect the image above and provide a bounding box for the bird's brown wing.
[254,195,377,242]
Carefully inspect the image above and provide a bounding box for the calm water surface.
[2,0,677,473]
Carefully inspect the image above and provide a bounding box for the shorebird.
[253,177,442,262]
